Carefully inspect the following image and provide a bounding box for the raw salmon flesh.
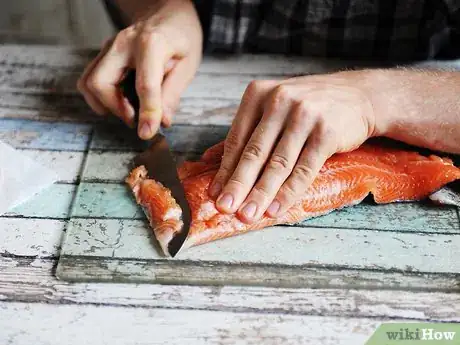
[126,141,460,257]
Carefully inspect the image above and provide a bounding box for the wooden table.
[0,44,459,345]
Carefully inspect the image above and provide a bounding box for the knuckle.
[315,122,338,153]
[247,80,262,93]
[251,185,270,199]
[292,164,314,184]
[218,161,233,176]
[297,99,310,113]
[272,85,290,103]
[278,182,297,202]
[112,29,133,52]
[243,80,263,101]
[242,142,264,161]
[266,84,291,113]
[243,80,277,104]
[267,154,290,171]
[316,117,333,136]
[86,75,103,94]
[224,130,240,151]
[227,175,245,188]
[139,30,164,46]
[291,102,310,127]
[135,76,155,97]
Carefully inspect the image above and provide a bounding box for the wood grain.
[0,92,238,126]
[2,45,460,332]
[2,258,459,321]
[0,219,65,257]
[57,218,460,290]
[0,63,273,99]
[0,119,92,151]
[0,301,382,345]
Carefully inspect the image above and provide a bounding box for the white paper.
[0,141,58,215]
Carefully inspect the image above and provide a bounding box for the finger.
[237,102,315,223]
[161,56,199,127]
[272,130,334,217]
[77,39,113,115]
[86,29,136,126]
[135,31,173,140]
[215,84,292,214]
[80,91,108,116]
[208,80,277,201]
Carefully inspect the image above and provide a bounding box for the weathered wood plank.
[0,92,237,126]
[0,219,65,257]
[57,253,460,291]
[71,184,144,219]
[0,301,381,345]
[0,65,266,99]
[82,151,136,182]
[4,184,76,219]
[0,90,99,122]
[0,45,95,68]
[0,119,92,151]
[16,149,84,183]
[1,44,457,74]
[2,258,459,321]
[71,182,460,234]
[59,218,460,279]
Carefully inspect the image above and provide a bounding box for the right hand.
[77,0,203,139]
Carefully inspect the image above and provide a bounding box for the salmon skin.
[126,141,460,257]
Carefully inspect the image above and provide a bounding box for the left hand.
[208,71,380,223]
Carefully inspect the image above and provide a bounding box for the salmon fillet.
[126,141,460,257]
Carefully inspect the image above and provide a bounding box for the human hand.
[77,0,203,139]
[209,71,380,223]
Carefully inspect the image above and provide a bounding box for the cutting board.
[56,123,460,291]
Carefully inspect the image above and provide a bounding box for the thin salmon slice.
[126,141,460,257]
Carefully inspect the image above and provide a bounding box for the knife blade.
[120,70,191,257]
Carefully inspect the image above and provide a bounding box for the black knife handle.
[119,69,140,125]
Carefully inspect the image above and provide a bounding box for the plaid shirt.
[103,0,460,61]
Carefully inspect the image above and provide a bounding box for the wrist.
[357,68,399,138]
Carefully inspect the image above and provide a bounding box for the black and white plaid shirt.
[103,0,460,61]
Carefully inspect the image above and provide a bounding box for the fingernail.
[241,202,257,219]
[217,193,233,210]
[209,182,222,198]
[139,123,152,139]
[267,200,280,216]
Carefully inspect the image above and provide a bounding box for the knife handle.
[119,69,164,135]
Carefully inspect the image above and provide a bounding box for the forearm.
[367,68,460,154]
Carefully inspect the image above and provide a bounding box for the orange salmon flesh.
[125,141,460,257]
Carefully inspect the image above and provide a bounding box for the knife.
[119,70,191,257]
